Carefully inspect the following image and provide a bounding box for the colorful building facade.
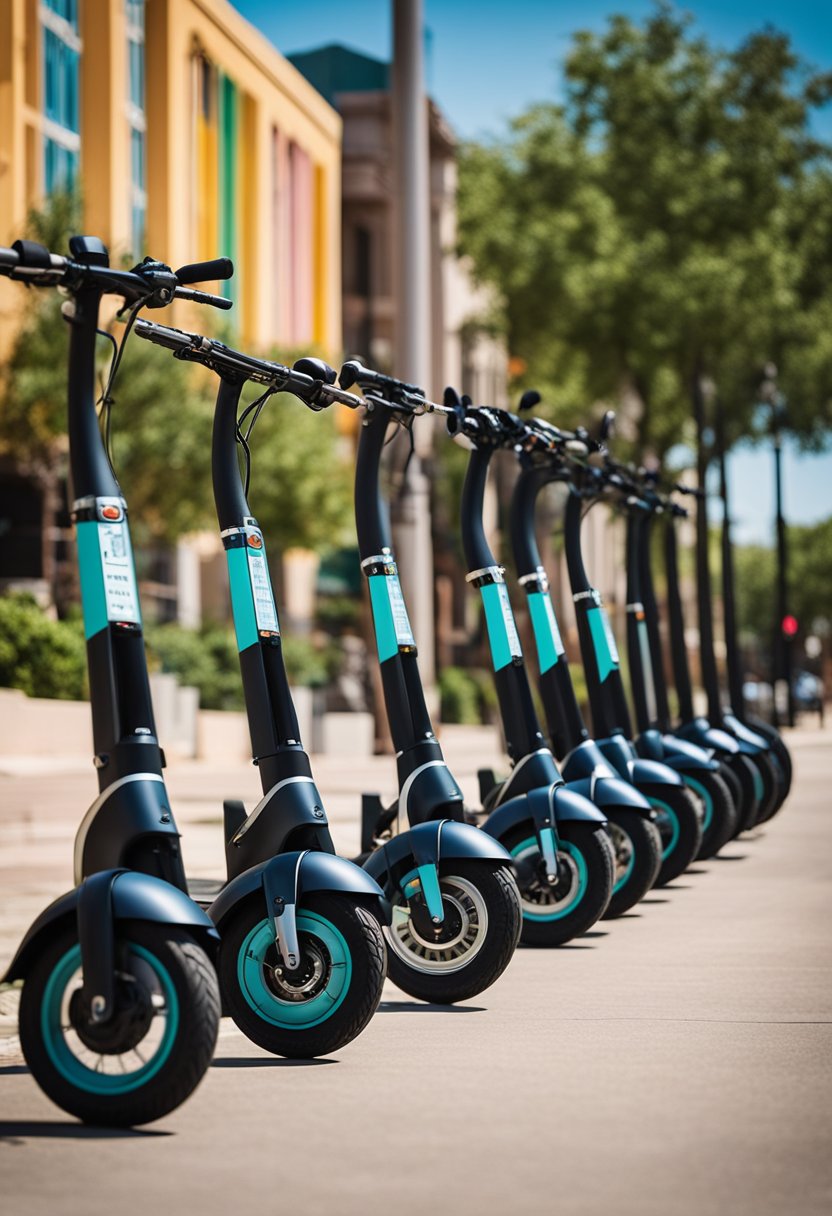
[0,0,342,352]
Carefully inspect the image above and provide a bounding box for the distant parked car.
[793,669,824,714]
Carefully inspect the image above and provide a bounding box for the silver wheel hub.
[387,875,489,974]
[608,821,634,884]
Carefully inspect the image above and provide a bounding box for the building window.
[41,0,81,194]
[126,0,147,255]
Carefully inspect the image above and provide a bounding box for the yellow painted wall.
[0,0,343,356]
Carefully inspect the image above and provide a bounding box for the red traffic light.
[782,614,799,637]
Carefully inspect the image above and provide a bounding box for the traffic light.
[782,614,799,638]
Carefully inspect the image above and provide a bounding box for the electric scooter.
[132,318,389,1053]
[340,363,614,947]
[671,459,783,831]
[553,441,704,885]
[617,472,740,856]
[137,324,518,1008]
[716,424,791,815]
[0,237,223,1126]
[660,493,762,832]
[504,419,664,915]
[453,398,661,921]
[679,377,784,826]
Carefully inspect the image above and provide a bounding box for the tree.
[458,3,832,457]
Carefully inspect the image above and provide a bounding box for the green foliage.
[240,384,353,556]
[145,623,335,708]
[438,665,499,725]
[733,517,832,642]
[0,594,86,700]
[439,666,482,725]
[458,3,832,455]
[144,623,243,710]
[788,517,832,635]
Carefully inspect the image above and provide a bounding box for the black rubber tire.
[641,784,703,887]
[602,811,663,918]
[385,862,521,1005]
[724,753,763,832]
[747,749,785,825]
[718,760,745,837]
[504,821,614,946]
[747,716,793,799]
[19,923,220,1127]
[218,892,386,1058]
[684,769,739,859]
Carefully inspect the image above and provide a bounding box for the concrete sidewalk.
[0,726,830,1216]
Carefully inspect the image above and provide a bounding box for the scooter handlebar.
[174,257,234,285]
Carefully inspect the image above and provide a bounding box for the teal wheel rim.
[509,837,588,921]
[41,943,180,1095]
[237,911,352,1029]
[684,777,713,833]
[610,823,636,895]
[649,798,681,861]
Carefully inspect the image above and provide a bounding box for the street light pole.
[391,0,435,686]
[762,363,795,729]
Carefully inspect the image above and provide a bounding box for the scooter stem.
[509,462,589,758]
[460,445,547,761]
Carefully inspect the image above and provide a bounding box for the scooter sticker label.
[369,573,415,662]
[98,521,141,625]
[482,582,523,670]
[528,591,565,673]
[386,574,416,647]
[245,532,279,634]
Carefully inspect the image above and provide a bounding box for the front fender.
[3,870,219,983]
[565,775,653,813]
[643,734,719,773]
[630,757,684,788]
[677,718,740,756]
[722,713,769,752]
[211,850,389,928]
[483,783,607,845]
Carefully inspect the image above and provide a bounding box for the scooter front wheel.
[603,811,662,919]
[646,785,703,886]
[385,862,521,1004]
[684,770,739,860]
[748,749,786,825]
[18,923,220,1126]
[218,892,386,1058]
[506,822,614,946]
[746,716,793,800]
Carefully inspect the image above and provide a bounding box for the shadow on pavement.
[377,1001,485,1013]
[211,1056,335,1068]
[0,1065,28,1076]
[639,897,670,904]
[0,1121,170,1142]
[582,930,609,938]
[712,853,748,862]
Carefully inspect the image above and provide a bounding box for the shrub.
[0,594,87,700]
[439,666,483,725]
[144,623,243,710]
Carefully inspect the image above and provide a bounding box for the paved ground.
[0,726,830,1216]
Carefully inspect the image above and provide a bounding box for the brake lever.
[173,286,233,310]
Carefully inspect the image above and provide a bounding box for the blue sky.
[237,0,832,543]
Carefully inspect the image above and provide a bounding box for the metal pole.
[391,0,435,684]
[773,415,795,727]
[693,370,723,723]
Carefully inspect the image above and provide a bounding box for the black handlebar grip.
[11,239,52,268]
[293,357,336,385]
[175,257,234,285]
